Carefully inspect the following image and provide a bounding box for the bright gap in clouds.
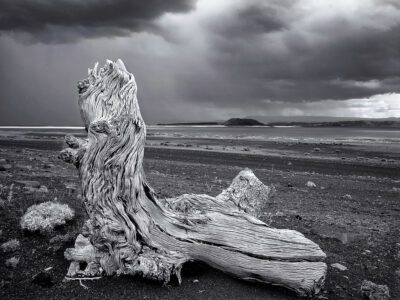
[263,93,400,119]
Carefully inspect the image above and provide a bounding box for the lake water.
[1,126,400,145]
[147,125,400,144]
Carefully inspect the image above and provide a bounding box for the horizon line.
[0,126,86,129]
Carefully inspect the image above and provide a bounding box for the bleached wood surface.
[59,59,327,297]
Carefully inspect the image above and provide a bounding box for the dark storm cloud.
[172,0,400,108]
[206,3,288,38]
[0,0,194,42]
[0,0,399,125]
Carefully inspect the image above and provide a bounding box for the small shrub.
[5,257,19,268]
[1,239,20,253]
[21,202,75,233]
[341,194,353,200]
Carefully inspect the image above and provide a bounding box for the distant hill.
[158,118,265,126]
[222,118,265,126]
[157,117,400,128]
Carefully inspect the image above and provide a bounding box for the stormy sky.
[0,0,399,125]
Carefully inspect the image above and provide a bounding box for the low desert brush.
[1,239,20,252]
[21,201,74,233]
[5,256,20,268]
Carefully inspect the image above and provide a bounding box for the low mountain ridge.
[158,118,265,126]
[222,118,265,126]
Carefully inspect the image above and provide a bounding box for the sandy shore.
[0,132,399,299]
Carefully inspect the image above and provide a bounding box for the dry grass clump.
[1,239,20,252]
[20,201,74,233]
[5,257,20,268]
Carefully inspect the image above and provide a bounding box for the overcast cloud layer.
[0,0,399,125]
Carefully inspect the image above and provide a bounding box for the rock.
[305,181,316,188]
[193,279,199,283]
[287,161,292,166]
[342,194,352,200]
[16,164,32,170]
[395,269,400,278]
[1,239,20,253]
[43,163,54,169]
[15,180,41,188]
[32,272,54,288]
[38,186,49,193]
[0,164,12,171]
[49,233,75,245]
[5,257,19,269]
[24,185,49,194]
[360,280,390,300]
[339,233,349,245]
[331,263,347,271]
[65,183,77,195]
[0,279,10,290]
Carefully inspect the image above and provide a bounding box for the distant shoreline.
[158,118,265,126]
[267,120,400,128]
[157,120,400,129]
[1,119,400,130]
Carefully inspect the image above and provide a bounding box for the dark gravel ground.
[0,135,399,300]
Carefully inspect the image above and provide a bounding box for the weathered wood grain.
[59,59,327,297]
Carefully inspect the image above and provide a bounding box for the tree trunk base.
[60,59,327,297]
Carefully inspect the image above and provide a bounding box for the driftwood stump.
[59,59,327,297]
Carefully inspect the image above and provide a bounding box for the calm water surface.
[1,126,399,144]
[147,126,400,144]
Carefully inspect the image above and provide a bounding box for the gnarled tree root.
[60,59,327,297]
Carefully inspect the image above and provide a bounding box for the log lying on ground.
[59,59,327,297]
